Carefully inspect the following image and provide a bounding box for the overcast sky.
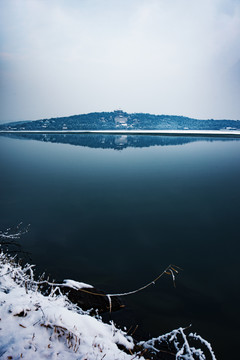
[0,0,240,123]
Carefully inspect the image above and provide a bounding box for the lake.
[1,133,240,359]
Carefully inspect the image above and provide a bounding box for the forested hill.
[1,110,240,131]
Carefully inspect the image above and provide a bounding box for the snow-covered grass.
[0,252,139,360]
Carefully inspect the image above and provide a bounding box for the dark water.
[1,134,240,359]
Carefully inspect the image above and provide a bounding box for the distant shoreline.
[1,129,240,137]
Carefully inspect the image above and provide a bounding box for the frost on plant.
[139,326,217,360]
[0,223,31,259]
[0,222,30,240]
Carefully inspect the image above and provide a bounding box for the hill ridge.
[1,110,240,131]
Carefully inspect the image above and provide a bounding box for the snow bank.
[0,251,217,359]
[0,252,140,359]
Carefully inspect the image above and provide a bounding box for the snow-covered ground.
[0,250,217,359]
[0,252,139,360]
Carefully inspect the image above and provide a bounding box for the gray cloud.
[0,0,240,123]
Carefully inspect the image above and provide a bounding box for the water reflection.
[1,134,240,359]
[1,133,236,150]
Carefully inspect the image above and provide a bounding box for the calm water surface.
[0,134,240,359]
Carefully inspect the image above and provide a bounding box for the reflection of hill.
[2,133,236,150]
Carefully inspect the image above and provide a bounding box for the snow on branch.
[139,326,217,360]
[0,222,30,240]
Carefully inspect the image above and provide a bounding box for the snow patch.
[63,279,93,290]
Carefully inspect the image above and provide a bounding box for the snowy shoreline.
[0,252,140,359]
[1,129,240,137]
[0,250,217,359]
